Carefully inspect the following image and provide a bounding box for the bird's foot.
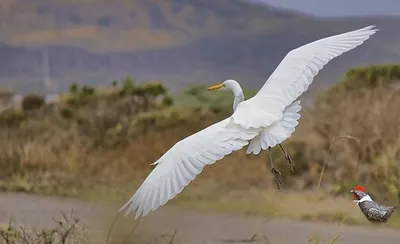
[284,154,295,172]
[271,167,282,190]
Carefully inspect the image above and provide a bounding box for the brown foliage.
[309,85,400,200]
[0,72,400,204]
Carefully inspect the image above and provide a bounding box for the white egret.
[119,25,378,219]
[207,79,299,189]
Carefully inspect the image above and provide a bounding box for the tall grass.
[0,65,399,207]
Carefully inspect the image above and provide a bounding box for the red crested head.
[353,185,365,192]
[352,185,365,199]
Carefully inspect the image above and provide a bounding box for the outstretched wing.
[119,118,261,219]
[256,25,378,109]
[232,25,378,129]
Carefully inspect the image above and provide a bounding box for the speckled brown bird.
[351,185,397,223]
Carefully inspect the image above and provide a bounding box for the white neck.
[354,194,372,205]
[233,93,244,111]
[223,80,244,111]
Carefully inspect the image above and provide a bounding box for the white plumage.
[119,25,378,219]
[246,100,301,154]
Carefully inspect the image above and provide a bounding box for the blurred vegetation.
[0,64,399,218]
[0,210,179,244]
[340,64,400,89]
[309,63,400,201]
[0,211,89,244]
[174,84,257,112]
[323,64,400,100]
[22,93,45,112]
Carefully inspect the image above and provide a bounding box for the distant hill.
[248,0,400,17]
[0,0,399,94]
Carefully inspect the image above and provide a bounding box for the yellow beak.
[207,83,224,91]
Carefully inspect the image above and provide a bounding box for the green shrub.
[162,95,174,107]
[119,76,136,96]
[22,93,45,111]
[328,64,400,94]
[81,85,94,95]
[65,83,96,107]
[69,82,79,93]
[142,82,167,97]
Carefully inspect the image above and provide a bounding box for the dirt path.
[0,193,399,244]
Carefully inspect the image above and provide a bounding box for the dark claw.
[271,167,282,190]
[285,154,295,172]
[279,144,295,172]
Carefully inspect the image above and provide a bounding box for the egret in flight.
[119,25,378,219]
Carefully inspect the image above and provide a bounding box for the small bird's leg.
[267,147,282,189]
[279,144,295,172]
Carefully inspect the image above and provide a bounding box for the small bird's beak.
[350,190,354,193]
[207,83,224,91]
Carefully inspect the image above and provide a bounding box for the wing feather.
[246,100,302,154]
[119,118,260,219]
[256,25,379,110]
[232,25,378,129]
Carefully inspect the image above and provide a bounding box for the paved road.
[0,193,399,244]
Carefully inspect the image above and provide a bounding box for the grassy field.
[0,64,400,242]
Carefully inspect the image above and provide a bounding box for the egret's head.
[207,79,239,92]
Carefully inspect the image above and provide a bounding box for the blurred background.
[0,0,400,243]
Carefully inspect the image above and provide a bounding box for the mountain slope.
[0,0,303,51]
[0,0,399,93]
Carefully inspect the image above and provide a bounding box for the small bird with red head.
[351,185,396,223]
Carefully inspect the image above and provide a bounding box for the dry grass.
[0,73,400,229]
[309,85,400,200]
[0,210,178,244]
[0,211,89,244]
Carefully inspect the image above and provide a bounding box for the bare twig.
[0,230,11,244]
[18,226,30,244]
[125,217,142,242]
[329,235,341,244]
[317,135,360,189]
[249,220,268,241]
[106,212,143,244]
[216,220,271,244]
[59,217,79,244]
[168,229,178,244]
[217,233,270,244]
[0,210,85,244]
[105,212,118,244]
[146,229,179,244]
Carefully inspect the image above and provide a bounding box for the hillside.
[0,0,399,93]
[0,0,304,51]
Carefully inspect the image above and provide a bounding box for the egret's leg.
[267,147,282,190]
[279,144,295,172]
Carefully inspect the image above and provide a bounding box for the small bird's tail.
[386,205,397,217]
